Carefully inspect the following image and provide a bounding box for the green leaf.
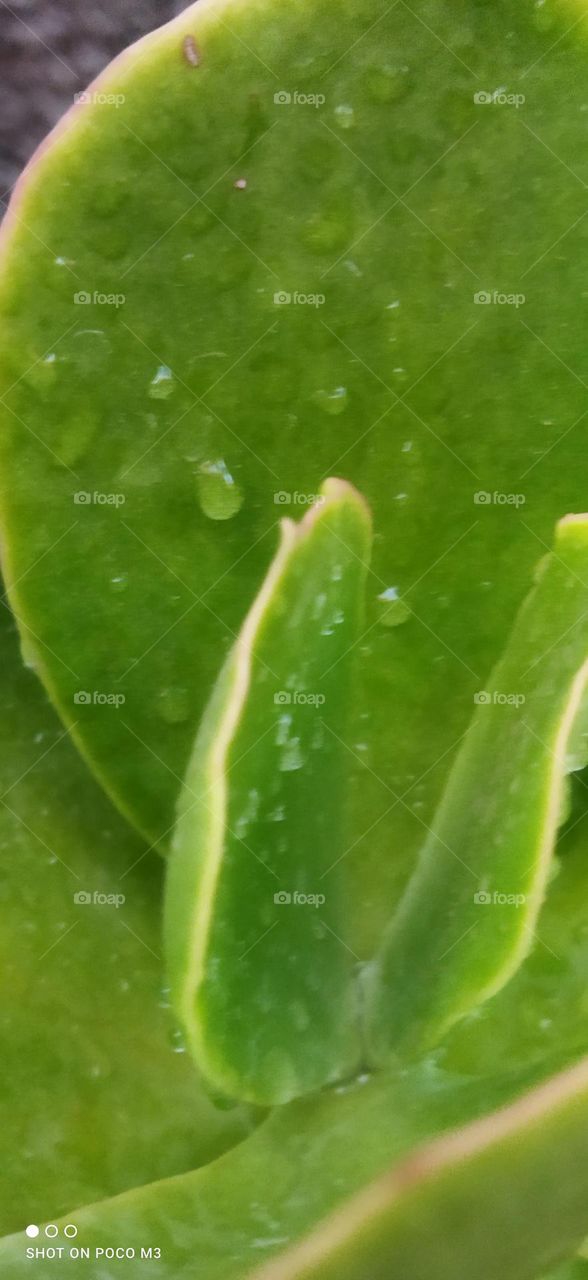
[3,1056,588,1279]
[248,1059,588,1280]
[436,778,588,1079]
[1,0,588,912]
[367,513,588,1061]
[165,479,371,1105]
[0,606,253,1234]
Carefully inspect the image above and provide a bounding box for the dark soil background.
[0,1,191,197]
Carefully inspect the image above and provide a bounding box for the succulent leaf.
[164,479,371,1104]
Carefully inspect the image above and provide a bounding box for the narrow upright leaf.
[367,513,588,1061]
[164,478,371,1105]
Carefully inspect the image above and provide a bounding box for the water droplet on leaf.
[313,386,348,415]
[196,458,244,520]
[168,1025,187,1053]
[377,586,411,627]
[148,365,175,400]
[334,103,355,129]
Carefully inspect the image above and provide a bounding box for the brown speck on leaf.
[183,35,200,66]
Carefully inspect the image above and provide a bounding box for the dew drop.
[235,789,260,840]
[148,365,175,400]
[279,740,305,773]
[334,103,355,129]
[196,458,244,520]
[313,386,348,416]
[24,351,61,393]
[268,804,286,823]
[110,573,128,594]
[377,586,412,627]
[168,1025,187,1053]
[68,328,112,375]
[19,629,39,672]
[275,716,305,772]
[533,0,555,31]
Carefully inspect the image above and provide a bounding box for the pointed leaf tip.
[164,479,372,1104]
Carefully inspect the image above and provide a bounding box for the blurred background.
[0,1,191,195]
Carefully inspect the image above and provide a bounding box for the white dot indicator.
[64,1225,77,1239]
[25,1225,39,1238]
[45,1225,58,1238]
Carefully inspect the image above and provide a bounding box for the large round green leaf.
[1,1,588,959]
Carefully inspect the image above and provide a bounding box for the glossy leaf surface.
[165,479,371,1104]
[1,0,588,934]
[2,1055,588,1278]
[368,514,588,1058]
